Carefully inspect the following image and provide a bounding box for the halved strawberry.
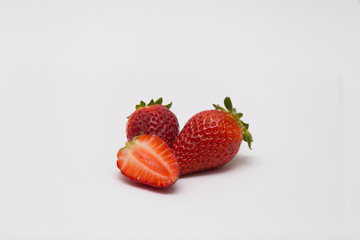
[117,134,180,188]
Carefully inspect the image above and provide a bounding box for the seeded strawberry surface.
[173,110,243,175]
[126,105,179,147]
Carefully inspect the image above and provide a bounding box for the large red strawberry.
[117,134,180,188]
[126,98,179,147]
[172,97,253,175]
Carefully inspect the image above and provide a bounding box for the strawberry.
[126,98,179,147]
[172,97,253,175]
[117,134,180,188]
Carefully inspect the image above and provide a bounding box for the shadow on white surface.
[114,155,252,193]
[180,155,253,179]
[116,172,180,194]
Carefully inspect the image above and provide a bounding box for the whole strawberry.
[172,97,253,175]
[126,98,179,147]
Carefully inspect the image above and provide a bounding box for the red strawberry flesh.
[117,134,180,188]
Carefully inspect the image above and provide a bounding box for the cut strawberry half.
[117,134,180,188]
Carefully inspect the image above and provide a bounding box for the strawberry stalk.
[213,97,253,149]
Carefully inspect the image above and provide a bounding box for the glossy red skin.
[126,105,179,147]
[172,110,243,175]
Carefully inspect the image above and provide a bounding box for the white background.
[1,0,360,239]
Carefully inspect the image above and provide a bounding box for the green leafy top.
[135,97,172,110]
[127,98,172,119]
[213,97,253,149]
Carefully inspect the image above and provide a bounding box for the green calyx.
[121,135,140,150]
[135,97,172,110]
[213,97,253,149]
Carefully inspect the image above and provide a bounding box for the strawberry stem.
[213,97,253,149]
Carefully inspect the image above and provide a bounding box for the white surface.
[1,1,360,239]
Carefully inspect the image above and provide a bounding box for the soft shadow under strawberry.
[179,155,253,179]
[116,173,180,194]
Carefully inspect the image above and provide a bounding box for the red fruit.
[173,97,253,175]
[126,98,179,147]
[117,134,180,188]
